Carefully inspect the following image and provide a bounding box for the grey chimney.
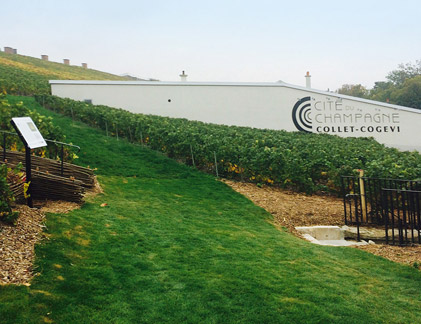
[305,71,311,88]
[4,47,15,54]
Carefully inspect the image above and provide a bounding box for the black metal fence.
[341,175,421,245]
[382,188,421,245]
[1,130,80,177]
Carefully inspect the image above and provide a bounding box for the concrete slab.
[295,226,344,240]
[341,225,419,243]
[296,226,370,247]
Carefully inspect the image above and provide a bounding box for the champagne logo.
[292,96,312,133]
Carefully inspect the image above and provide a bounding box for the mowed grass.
[1,96,420,323]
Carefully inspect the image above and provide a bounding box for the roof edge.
[48,80,421,114]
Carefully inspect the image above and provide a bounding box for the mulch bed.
[0,178,102,286]
[223,179,421,269]
[0,205,46,285]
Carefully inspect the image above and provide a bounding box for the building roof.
[49,80,421,114]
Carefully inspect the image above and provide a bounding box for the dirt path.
[223,179,421,269]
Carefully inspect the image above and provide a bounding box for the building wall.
[50,81,421,152]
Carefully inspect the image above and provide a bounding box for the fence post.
[341,176,348,225]
[382,189,389,244]
[2,132,6,162]
[398,219,404,246]
[190,144,195,167]
[351,178,360,241]
[60,144,64,177]
[358,169,367,223]
[25,145,33,208]
[137,122,143,145]
[214,151,219,178]
[128,126,133,142]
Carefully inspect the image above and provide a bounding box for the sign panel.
[291,95,401,135]
[11,117,47,149]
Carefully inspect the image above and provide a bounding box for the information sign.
[11,117,47,149]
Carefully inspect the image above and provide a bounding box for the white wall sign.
[11,117,47,149]
[49,80,421,152]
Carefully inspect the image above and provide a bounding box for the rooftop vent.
[179,70,188,82]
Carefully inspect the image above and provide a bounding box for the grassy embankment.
[0,96,420,323]
[0,51,132,95]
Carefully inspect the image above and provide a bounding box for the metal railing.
[1,130,80,177]
[382,188,421,245]
[341,175,421,245]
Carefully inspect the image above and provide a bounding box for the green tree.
[386,60,421,86]
[337,84,368,98]
[393,75,421,109]
[365,60,421,109]
[369,81,394,103]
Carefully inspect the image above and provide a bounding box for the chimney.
[13,49,17,54]
[179,70,188,82]
[4,47,15,54]
[81,63,88,69]
[41,55,49,61]
[305,71,311,88]
[63,59,70,65]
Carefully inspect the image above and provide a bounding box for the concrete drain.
[295,226,375,246]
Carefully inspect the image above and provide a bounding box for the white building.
[49,79,421,152]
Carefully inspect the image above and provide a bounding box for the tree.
[393,75,421,109]
[369,81,394,103]
[386,60,421,86]
[337,84,368,98]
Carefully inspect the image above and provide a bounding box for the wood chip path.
[223,180,421,268]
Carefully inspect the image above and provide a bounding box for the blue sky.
[2,0,420,90]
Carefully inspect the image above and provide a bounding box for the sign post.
[10,117,47,208]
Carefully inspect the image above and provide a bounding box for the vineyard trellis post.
[2,132,6,162]
[190,144,195,167]
[214,151,219,178]
[128,126,133,142]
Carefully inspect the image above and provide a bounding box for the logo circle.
[292,96,312,133]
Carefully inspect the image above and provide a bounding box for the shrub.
[35,95,421,194]
[0,164,19,224]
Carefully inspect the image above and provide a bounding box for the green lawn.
[1,96,420,323]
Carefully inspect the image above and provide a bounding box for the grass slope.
[0,51,131,95]
[0,96,420,323]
